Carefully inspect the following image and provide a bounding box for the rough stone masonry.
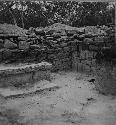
[0,23,115,94]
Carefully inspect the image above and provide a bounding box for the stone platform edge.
[0,62,52,77]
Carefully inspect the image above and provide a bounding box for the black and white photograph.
[0,0,115,125]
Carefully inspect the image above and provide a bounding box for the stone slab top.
[0,62,52,76]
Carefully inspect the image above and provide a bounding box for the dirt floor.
[0,71,116,125]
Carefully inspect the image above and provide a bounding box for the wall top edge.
[0,0,115,2]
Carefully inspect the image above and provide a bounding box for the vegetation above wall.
[0,1,115,29]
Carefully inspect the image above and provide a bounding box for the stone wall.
[0,24,115,73]
[72,42,116,95]
[72,46,97,73]
[94,60,116,95]
[0,23,112,66]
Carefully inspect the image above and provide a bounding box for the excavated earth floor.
[0,71,116,125]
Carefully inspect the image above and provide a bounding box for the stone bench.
[0,62,52,87]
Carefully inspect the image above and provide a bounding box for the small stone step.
[0,83,60,98]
